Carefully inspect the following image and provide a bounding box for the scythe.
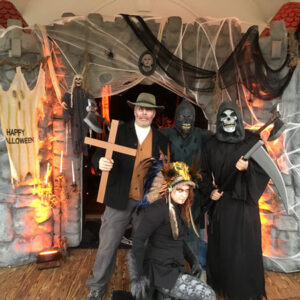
[219,140,289,213]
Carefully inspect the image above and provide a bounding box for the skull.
[73,75,83,87]
[220,109,238,133]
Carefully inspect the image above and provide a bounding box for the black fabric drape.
[122,14,216,92]
[122,14,295,101]
[219,25,295,100]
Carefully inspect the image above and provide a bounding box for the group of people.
[85,92,269,300]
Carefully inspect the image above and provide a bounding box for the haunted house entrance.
[80,83,208,247]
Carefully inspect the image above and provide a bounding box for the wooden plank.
[0,249,300,299]
[84,120,136,203]
[84,137,137,156]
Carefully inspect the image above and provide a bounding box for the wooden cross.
[84,119,137,203]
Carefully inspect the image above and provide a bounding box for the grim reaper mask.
[216,101,245,143]
[175,99,195,137]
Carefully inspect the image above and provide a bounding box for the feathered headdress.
[137,149,202,240]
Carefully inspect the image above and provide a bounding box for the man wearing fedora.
[86,92,169,300]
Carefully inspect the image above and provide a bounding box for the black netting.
[122,14,216,92]
[123,14,295,101]
[219,25,295,100]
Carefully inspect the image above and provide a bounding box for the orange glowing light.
[259,90,269,96]
[156,115,174,128]
[101,85,111,123]
[259,191,276,257]
[36,248,61,264]
[245,120,286,257]
[249,99,265,109]
[39,249,59,256]
[30,198,52,223]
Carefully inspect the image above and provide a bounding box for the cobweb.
[0,11,299,272]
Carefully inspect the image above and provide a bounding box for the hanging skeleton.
[62,74,94,155]
[0,66,45,183]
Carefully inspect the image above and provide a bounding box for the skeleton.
[61,74,92,155]
[220,109,238,133]
[73,74,83,87]
[61,74,84,110]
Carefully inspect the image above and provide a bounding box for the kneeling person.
[128,161,216,300]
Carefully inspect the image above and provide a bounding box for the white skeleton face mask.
[220,109,238,133]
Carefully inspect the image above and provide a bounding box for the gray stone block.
[263,254,300,272]
[0,203,14,242]
[0,155,11,181]
[87,13,103,27]
[7,20,22,38]
[278,230,300,256]
[0,184,14,202]
[64,221,80,235]
[31,232,53,252]
[21,34,42,54]
[65,208,79,222]
[7,237,37,266]
[259,21,287,70]
[146,20,159,36]
[65,233,81,247]
[14,207,39,237]
[0,35,10,51]
[162,17,182,50]
[282,173,292,186]
[275,215,298,231]
[9,39,21,57]
[5,69,16,81]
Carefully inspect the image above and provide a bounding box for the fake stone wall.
[0,14,299,271]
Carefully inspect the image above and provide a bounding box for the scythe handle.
[217,170,238,193]
[255,111,280,135]
[217,140,264,193]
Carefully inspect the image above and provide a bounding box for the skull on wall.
[220,109,238,133]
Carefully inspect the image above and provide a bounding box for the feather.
[136,158,163,209]
[168,195,179,240]
[189,207,200,238]
[189,157,202,183]
[146,171,164,203]
[161,147,177,186]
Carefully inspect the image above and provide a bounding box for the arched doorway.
[80,83,208,247]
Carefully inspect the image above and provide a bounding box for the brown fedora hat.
[127,93,164,112]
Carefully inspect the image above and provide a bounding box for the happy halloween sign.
[5,128,34,144]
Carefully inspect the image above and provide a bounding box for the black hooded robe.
[201,130,269,300]
[62,87,91,155]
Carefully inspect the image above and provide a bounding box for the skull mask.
[216,101,245,143]
[220,109,238,133]
[175,99,195,137]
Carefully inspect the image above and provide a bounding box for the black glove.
[183,240,202,279]
[127,250,150,299]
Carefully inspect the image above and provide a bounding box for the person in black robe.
[200,101,270,300]
[160,99,211,267]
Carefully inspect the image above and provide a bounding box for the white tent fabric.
[10,0,292,30]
